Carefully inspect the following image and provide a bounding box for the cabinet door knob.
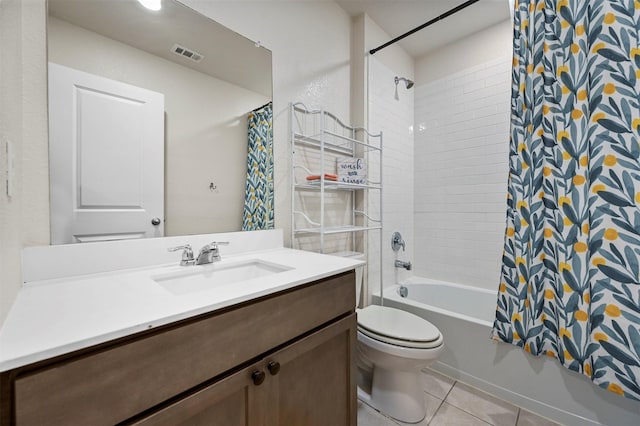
[267,361,280,375]
[251,370,266,386]
[151,217,161,226]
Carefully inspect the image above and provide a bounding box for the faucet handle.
[168,244,195,266]
[194,242,230,265]
[391,232,405,252]
[208,241,230,249]
[197,241,229,264]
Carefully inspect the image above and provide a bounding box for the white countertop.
[0,246,362,372]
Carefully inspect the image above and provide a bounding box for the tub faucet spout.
[395,260,412,271]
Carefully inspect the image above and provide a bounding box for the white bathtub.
[378,277,640,426]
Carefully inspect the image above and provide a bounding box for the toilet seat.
[357,305,443,349]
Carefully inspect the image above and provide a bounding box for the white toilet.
[351,259,444,423]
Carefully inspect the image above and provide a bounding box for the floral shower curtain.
[242,102,274,231]
[491,0,640,400]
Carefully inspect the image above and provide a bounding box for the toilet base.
[357,365,426,423]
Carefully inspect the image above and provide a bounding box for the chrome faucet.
[168,244,195,266]
[395,260,412,271]
[196,241,230,265]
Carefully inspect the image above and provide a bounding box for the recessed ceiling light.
[137,0,161,11]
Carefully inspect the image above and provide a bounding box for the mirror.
[47,0,273,244]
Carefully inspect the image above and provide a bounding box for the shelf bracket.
[354,210,381,223]
[293,211,320,227]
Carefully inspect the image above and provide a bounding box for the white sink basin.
[152,259,293,295]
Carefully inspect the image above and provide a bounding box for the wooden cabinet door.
[267,314,357,426]
[131,361,268,426]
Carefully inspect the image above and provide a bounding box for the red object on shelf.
[306,173,338,181]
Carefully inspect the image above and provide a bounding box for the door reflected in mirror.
[47,0,273,244]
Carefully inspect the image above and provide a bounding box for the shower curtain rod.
[251,101,272,112]
[369,0,481,55]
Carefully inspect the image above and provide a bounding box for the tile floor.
[358,368,561,426]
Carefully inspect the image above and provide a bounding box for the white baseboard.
[431,361,604,426]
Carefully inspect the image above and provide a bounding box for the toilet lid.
[357,305,442,348]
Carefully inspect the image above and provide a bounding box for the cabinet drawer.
[13,271,355,425]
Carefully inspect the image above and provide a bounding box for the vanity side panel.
[0,372,12,425]
[12,271,355,426]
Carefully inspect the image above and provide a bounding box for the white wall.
[415,19,513,83]
[0,0,49,325]
[413,20,512,290]
[363,17,414,297]
[368,57,414,293]
[48,17,269,236]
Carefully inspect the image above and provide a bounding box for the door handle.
[151,217,161,226]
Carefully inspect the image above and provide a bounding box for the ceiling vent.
[171,44,204,63]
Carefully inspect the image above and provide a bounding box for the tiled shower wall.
[413,56,511,291]
[368,57,414,295]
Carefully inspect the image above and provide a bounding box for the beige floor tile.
[445,382,518,426]
[357,400,400,426]
[421,368,455,400]
[429,402,492,426]
[393,392,443,426]
[516,409,561,426]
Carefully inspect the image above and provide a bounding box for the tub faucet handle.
[391,232,405,252]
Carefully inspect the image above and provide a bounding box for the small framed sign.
[337,158,367,184]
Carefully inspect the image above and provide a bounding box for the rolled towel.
[306,173,338,181]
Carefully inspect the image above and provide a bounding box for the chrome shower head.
[394,76,414,100]
[394,76,414,89]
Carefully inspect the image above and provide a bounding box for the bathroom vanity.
[0,231,360,425]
